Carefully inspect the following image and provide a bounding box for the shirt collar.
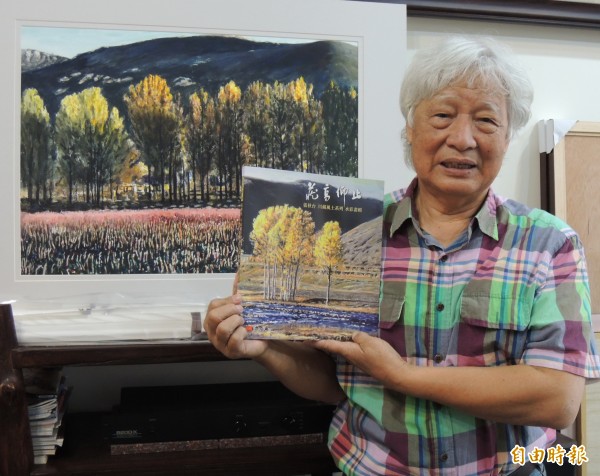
[388,178,417,237]
[388,178,499,241]
[473,189,499,240]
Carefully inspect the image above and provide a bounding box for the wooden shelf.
[31,412,336,476]
[1,304,336,476]
[11,340,231,368]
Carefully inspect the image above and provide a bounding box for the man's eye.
[431,113,452,124]
[477,118,501,133]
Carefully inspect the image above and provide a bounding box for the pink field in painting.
[21,208,241,275]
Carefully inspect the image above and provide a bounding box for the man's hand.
[311,332,409,388]
[204,294,345,404]
[203,294,268,359]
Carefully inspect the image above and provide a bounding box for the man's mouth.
[441,161,476,170]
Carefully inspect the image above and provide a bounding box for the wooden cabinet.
[0,304,337,476]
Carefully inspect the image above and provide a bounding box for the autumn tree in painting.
[124,74,183,203]
[101,104,132,202]
[55,93,83,205]
[250,205,315,301]
[216,81,244,200]
[267,81,295,171]
[187,89,217,202]
[314,221,344,305]
[275,206,315,301]
[321,81,358,177]
[289,77,325,174]
[242,81,270,169]
[54,87,130,206]
[249,206,282,299]
[21,88,52,205]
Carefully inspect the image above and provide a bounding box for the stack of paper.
[24,368,70,464]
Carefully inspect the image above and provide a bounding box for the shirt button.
[440,255,448,262]
[436,303,445,312]
[434,354,444,363]
[440,453,449,462]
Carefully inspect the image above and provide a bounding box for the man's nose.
[446,116,477,150]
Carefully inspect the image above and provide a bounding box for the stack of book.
[23,368,70,464]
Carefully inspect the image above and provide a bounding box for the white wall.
[407,17,600,209]
[66,15,600,412]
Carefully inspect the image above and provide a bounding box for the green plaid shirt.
[329,179,600,475]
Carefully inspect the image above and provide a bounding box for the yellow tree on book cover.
[238,166,383,340]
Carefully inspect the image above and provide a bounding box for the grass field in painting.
[21,208,240,275]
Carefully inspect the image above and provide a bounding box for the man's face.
[406,82,510,204]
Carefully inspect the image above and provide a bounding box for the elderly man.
[205,36,600,475]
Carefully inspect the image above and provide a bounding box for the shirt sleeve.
[522,231,600,379]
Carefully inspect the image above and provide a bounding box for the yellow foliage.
[80,87,109,133]
[56,88,111,136]
[189,92,203,123]
[293,77,307,104]
[314,221,343,270]
[119,149,148,183]
[108,106,125,132]
[125,74,174,115]
[189,90,214,125]
[218,80,242,105]
[21,89,50,123]
[250,204,315,265]
[56,93,84,131]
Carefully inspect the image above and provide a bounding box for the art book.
[238,166,384,341]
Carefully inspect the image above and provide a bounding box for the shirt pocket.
[457,294,531,365]
[379,294,404,331]
[460,294,531,331]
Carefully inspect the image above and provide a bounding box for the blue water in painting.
[243,301,378,335]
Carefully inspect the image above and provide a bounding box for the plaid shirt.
[328,179,600,476]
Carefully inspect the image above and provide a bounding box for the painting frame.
[360,0,600,29]
[0,0,407,326]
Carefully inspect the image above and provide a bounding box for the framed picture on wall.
[0,0,407,342]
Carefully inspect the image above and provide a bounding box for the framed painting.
[0,0,406,341]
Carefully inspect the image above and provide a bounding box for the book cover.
[238,166,384,341]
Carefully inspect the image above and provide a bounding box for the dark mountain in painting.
[21,35,358,117]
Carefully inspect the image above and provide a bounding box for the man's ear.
[406,126,413,145]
